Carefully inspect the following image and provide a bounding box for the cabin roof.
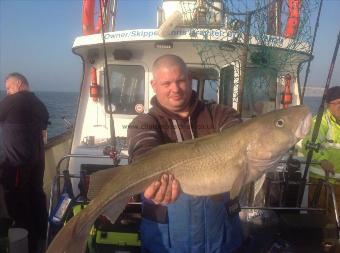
[73,28,311,55]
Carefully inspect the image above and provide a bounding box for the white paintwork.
[73,28,311,54]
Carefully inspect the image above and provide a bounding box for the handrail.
[55,153,112,175]
[54,153,128,200]
[244,179,340,239]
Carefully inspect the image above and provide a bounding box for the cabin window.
[242,68,277,117]
[103,65,145,114]
[203,80,219,103]
[190,68,219,103]
[192,79,198,92]
[220,66,277,117]
[192,78,219,103]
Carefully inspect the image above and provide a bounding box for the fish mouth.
[245,153,284,185]
[294,112,312,139]
[248,153,283,171]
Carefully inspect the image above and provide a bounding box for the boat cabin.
[45,1,340,252]
[69,0,311,184]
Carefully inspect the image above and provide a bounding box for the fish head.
[245,105,312,174]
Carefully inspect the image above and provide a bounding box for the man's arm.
[42,130,48,144]
[209,103,242,131]
[127,114,181,204]
[127,114,163,163]
[0,97,10,122]
[37,97,49,130]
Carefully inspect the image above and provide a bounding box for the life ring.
[82,0,105,35]
[284,0,300,38]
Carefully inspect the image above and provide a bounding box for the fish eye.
[275,119,285,128]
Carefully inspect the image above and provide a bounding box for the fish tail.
[46,210,92,253]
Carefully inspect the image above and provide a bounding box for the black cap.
[326,86,340,103]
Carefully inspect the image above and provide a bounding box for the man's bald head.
[152,54,189,78]
[151,55,192,117]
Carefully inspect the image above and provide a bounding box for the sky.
[0,0,339,92]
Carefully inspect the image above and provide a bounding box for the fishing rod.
[300,0,324,103]
[297,30,340,206]
[99,0,119,165]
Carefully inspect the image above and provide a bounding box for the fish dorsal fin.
[87,166,126,200]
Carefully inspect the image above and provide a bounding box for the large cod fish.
[47,105,312,253]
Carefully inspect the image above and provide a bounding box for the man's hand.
[320,159,335,177]
[144,174,181,205]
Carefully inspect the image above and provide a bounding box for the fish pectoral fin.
[102,195,130,224]
[230,170,247,200]
[88,166,126,200]
[253,174,266,202]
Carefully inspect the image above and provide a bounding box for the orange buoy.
[82,0,105,35]
[284,0,300,38]
[90,67,100,102]
[281,74,293,109]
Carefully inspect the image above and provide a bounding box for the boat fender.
[284,0,300,38]
[281,74,293,109]
[158,10,183,37]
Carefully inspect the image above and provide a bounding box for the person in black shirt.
[0,72,49,253]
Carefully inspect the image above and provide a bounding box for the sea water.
[35,91,78,138]
[40,94,323,137]
[303,96,323,115]
[0,91,78,139]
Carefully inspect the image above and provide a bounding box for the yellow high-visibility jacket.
[302,109,340,183]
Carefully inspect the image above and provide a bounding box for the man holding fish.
[46,55,312,253]
[127,54,244,253]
